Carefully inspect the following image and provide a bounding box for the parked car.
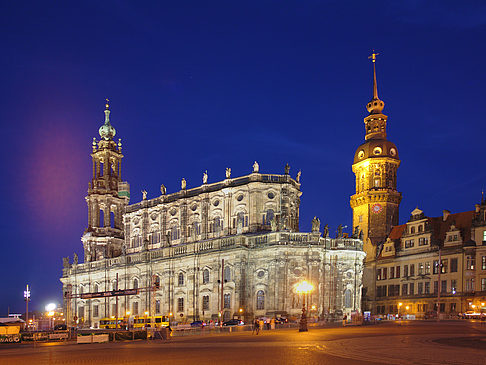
[222,319,244,326]
[54,324,67,330]
[190,321,206,327]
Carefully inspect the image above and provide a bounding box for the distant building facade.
[60,102,365,328]
[351,55,486,316]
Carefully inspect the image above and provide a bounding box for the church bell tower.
[350,54,402,262]
[82,100,130,262]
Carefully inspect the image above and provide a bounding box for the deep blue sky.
[1,1,485,313]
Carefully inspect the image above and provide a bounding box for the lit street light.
[294,280,314,332]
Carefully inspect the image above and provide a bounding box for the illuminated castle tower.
[82,100,130,262]
[350,53,402,262]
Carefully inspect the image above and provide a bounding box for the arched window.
[418,225,423,232]
[153,275,160,289]
[203,269,210,284]
[344,289,352,308]
[237,212,245,227]
[94,283,99,293]
[110,211,115,228]
[194,221,201,235]
[214,217,222,233]
[224,266,231,282]
[223,293,231,309]
[99,210,104,227]
[171,224,180,240]
[133,278,139,290]
[177,297,184,312]
[178,272,184,286]
[79,285,83,295]
[256,290,265,310]
[202,295,210,310]
[265,209,274,225]
[411,227,415,234]
[374,178,380,188]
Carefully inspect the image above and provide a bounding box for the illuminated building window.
[441,259,448,274]
[202,295,210,310]
[256,290,265,309]
[224,293,231,309]
[203,269,210,284]
[482,278,486,291]
[451,280,457,294]
[466,256,475,270]
[178,297,184,312]
[418,263,424,275]
[425,262,431,275]
[224,266,231,282]
[483,231,486,242]
[482,256,486,270]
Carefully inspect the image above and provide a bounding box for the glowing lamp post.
[398,302,403,318]
[24,285,31,330]
[294,280,314,332]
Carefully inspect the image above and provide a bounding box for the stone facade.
[60,103,365,328]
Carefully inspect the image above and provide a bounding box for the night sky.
[1,1,486,313]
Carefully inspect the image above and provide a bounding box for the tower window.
[374,178,380,187]
[110,211,115,228]
[99,210,104,227]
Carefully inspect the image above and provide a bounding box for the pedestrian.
[342,314,347,327]
[252,319,260,335]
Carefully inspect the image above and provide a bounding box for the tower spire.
[366,51,384,114]
[99,98,116,140]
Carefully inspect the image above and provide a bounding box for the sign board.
[49,333,69,340]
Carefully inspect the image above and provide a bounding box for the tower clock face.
[372,203,383,214]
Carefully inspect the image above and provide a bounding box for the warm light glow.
[126,311,131,316]
[47,311,55,317]
[218,312,222,317]
[294,280,314,294]
[398,302,403,307]
[481,303,485,307]
[311,305,316,310]
[405,306,409,310]
[169,312,173,317]
[239,308,243,313]
[45,303,56,312]
[144,311,149,315]
[471,304,476,308]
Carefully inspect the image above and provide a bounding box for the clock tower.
[350,53,401,262]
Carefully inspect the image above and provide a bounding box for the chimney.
[442,210,450,221]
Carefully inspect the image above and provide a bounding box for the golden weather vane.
[368,50,380,63]
[105,98,110,109]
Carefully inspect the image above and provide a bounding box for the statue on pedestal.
[203,170,208,184]
[160,184,167,195]
[253,161,259,173]
[181,178,187,190]
[323,224,329,238]
[142,190,147,200]
[226,168,231,179]
[311,216,320,233]
[296,170,301,183]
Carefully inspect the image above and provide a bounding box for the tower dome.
[99,100,116,140]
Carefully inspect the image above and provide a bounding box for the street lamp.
[398,302,403,318]
[294,280,314,332]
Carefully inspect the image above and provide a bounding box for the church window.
[256,290,265,310]
[194,221,201,235]
[99,162,104,177]
[133,278,139,290]
[133,302,139,315]
[203,269,210,284]
[265,209,274,225]
[344,289,352,308]
[155,300,161,314]
[94,283,99,293]
[171,225,180,240]
[178,272,184,286]
[236,212,247,227]
[223,293,231,309]
[78,306,85,319]
[224,266,231,282]
[150,231,161,244]
[110,211,115,228]
[177,297,184,312]
[202,295,210,310]
[79,285,83,295]
[99,210,104,227]
[93,305,99,317]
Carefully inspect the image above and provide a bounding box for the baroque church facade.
[61,101,365,328]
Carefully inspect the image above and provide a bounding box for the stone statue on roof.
[63,256,70,268]
[323,224,329,238]
[337,224,343,238]
[73,252,78,265]
[181,178,187,190]
[203,170,208,184]
[311,216,320,233]
[142,190,147,200]
[285,163,290,175]
[296,170,301,183]
[160,184,166,195]
[253,161,259,173]
[226,168,231,179]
